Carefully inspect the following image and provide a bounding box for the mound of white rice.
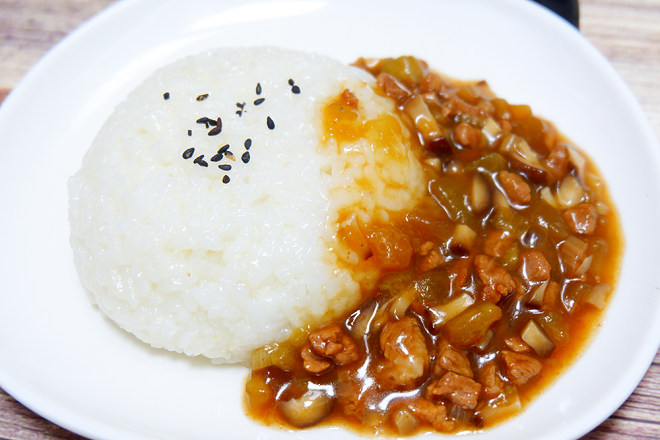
[68,47,425,363]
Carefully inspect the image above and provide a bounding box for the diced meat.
[433,344,474,378]
[409,398,454,432]
[336,381,364,419]
[426,372,482,410]
[409,299,428,318]
[379,317,430,387]
[545,143,569,182]
[449,257,472,293]
[542,280,561,309]
[419,248,444,273]
[520,249,551,282]
[301,346,331,374]
[419,72,446,94]
[377,72,410,103]
[498,170,531,205]
[504,336,530,353]
[409,400,452,431]
[440,98,486,119]
[419,241,435,256]
[483,229,513,259]
[453,121,482,148]
[474,254,516,302]
[501,350,542,386]
[563,203,599,235]
[479,361,504,399]
[340,89,358,109]
[309,324,360,366]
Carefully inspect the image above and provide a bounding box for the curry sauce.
[244,56,623,435]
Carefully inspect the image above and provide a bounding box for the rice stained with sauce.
[68,47,426,363]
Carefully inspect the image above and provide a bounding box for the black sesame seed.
[182,147,195,159]
[253,97,265,106]
[196,117,215,128]
[256,83,262,95]
[288,78,295,86]
[187,129,192,136]
[291,85,301,94]
[236,102,246,109]
[266,116,275,130]
[208,125,222,136]
[210,153,223,162]
[222,175,230,184]
[241,151,250,164]
[218,144,230,154]
[196,94,209,101]
[225,151,235,161]
[163,92,170,100]
[193,155,208,167]
[244,138,252,149]
[218,164,232,171]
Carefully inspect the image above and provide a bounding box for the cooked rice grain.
[68,47,424,363]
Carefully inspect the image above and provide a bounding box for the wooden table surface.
[1,0,659,439]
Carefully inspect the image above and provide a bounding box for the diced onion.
[250,346,274,370]
[349,302,378,338]
[539,187,559,209]
[585,283,611,309]
[392,407,419,435]
[370,298,394,333]
[595,201,610,216]
[574,254,593,277]
[424,157,442,170]
[403,94,442,141]
[558,235,588,274]
[478,388,522,424]
[482,117,502,144]
[251,343,297,371]
[475,329,494,350]
[521,320,555,357]
[444,159,464,175]
[449,404,472,425]
[499,133,545,171]
[586,172,603,191]
[245,374,273,408]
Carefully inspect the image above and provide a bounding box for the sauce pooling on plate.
[244,56,622,435]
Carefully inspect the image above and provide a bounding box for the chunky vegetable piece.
[245,56,622,435]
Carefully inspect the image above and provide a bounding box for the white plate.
[1,0,659,439]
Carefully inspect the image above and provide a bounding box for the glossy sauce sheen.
[244,56,622,435]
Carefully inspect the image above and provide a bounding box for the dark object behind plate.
[533,0,580,28]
